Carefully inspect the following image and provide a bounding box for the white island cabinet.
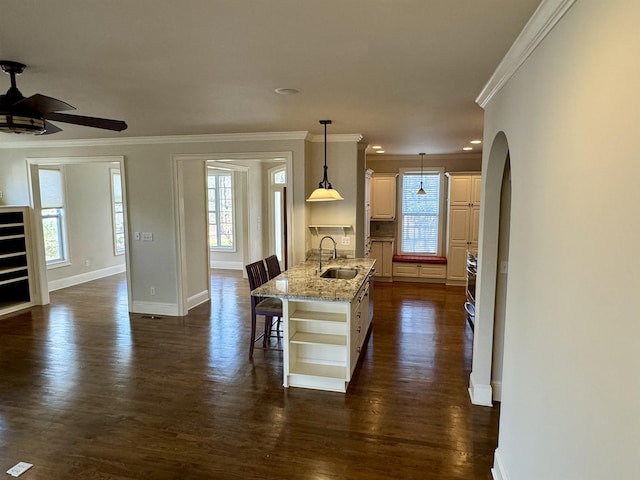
[251,258,375,393]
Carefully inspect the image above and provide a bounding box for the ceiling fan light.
[0,114,45,134]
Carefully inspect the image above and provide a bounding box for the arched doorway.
[469,131,511,406]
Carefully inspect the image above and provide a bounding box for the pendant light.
[417,152,426,195]
[307,120,344,202]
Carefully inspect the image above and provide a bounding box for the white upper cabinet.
[370,174,398,220]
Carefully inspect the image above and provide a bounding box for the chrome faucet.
[318,235,337,273]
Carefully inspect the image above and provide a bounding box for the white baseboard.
[210,260,243,270]
[492,380,502,402]
[468,372,493,406]
[131,301,180,317]
[48,264,126,292]
[187,290,209,310]
[491,448,509,480]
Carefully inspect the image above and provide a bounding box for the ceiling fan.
[0,60,127,135]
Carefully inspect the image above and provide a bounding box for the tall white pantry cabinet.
[445,173,481,284]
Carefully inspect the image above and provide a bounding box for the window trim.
[397,167,446,256]
[207,168,236,252]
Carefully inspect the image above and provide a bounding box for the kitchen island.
[252,258,375,392]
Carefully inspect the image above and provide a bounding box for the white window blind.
[39,168,64,208]
[400,172,441,255]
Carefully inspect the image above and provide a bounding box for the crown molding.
[309,133,364,143]
[476,0,577,108]
[0,131,310,149]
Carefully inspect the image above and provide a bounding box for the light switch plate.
[141,232,153,241]
[341,236,350,245]
[500,261,509,274]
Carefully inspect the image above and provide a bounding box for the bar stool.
[245,260,282,359]
[264,254,283,336]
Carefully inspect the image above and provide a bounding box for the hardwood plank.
[0,271,498,479]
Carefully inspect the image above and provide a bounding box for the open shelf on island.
[290,332,347,346]
[289,310,347,323]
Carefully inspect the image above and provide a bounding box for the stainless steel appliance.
[464,251,477,331]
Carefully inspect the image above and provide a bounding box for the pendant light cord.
[319,120,333,189]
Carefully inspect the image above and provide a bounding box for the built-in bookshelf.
[0,207,34,315]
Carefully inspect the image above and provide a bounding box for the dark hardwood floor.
[0,271,499,479]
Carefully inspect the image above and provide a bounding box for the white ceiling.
[0,0,541,155]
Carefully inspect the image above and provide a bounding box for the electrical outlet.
[84,259,90,267]
[341,236,350,245]
[134,231,140,241]
[150,286,156,296]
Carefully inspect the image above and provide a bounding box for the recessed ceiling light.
[274,87,300,95]
[376,150,385,154]
[470,140,482,144]
[463,147,473,151]
[372,145,382,150]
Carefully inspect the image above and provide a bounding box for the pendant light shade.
[417,152,426,195]
[307,120,344,202]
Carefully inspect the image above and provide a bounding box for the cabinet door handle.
[357,326,361,333]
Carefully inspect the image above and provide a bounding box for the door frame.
[172,151,293,316]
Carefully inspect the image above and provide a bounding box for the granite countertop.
[251,258,376,302]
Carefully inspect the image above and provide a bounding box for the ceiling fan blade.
[14,93,75,113]
[44,112,127,131]
[37,121,63,135]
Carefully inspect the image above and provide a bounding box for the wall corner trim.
[491,448,510,480]
[468,372,494,407]
[476,0,577,108]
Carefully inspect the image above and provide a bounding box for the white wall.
[480,1,640,478]
[307,139,360,257]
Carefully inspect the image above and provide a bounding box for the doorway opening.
[469,131,511,407]
[173,152,293,316]
[26,156,131,310]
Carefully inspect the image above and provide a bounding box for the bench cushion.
[392,255,447,265]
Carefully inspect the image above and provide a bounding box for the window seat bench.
[391,255,447,282]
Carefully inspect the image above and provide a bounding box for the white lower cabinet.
[370,240,393,279]
[284,280,370,393]
[392,262,446,279]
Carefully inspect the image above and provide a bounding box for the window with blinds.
[38,166,68,264]
[399,171,442,255]
[111,169,125,255]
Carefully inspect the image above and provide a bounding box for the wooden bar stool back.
[265,254,282,279]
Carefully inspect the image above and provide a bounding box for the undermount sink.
[320,267,359,279]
